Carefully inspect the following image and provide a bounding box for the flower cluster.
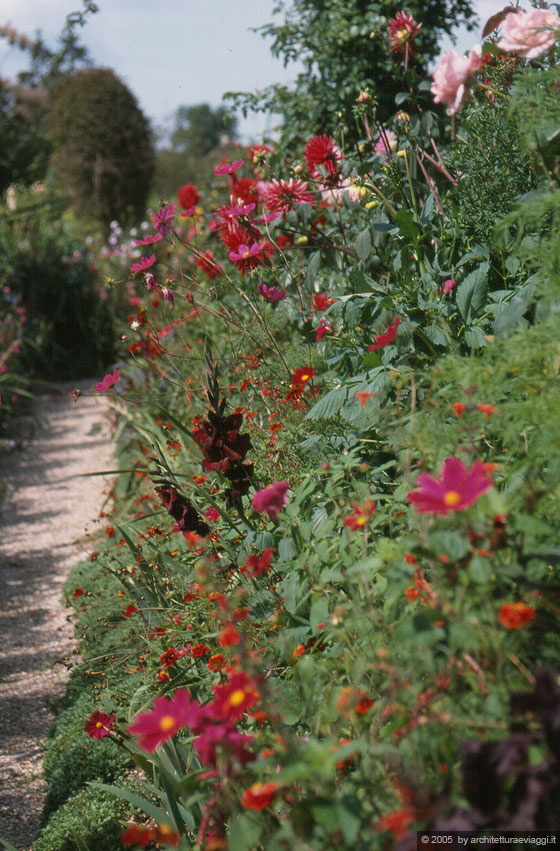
[193,411,253,503]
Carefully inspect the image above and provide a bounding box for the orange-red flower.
[207,653,226,671]
[452,401,466,417]
[477,403,496,419]
[374,807,417,839]
[344,499,376,530]
[218,623,241,647]
[368,316,401,351]
[498,602,536,629]
[241,781,278,810]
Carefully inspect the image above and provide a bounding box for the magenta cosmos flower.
[152,203,176,236]
[96,369,120,393]
[431,45,482,116]
[252,481,290,521]
[127,688,201,752]
[498,8,560,60]
[407,457,492,516]
[258,283,287,302]
[214,158,244,175]
[130,254,156,273]
[84,710,115,739]
[228,243,262,263]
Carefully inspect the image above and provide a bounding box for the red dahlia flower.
[407,457,493,516]
[388,12,422,52]
[264,178,315,212]
[84,710,115,739]
[304,134,344,185]
[177,183,200,209]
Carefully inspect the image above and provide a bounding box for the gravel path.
[0,381,114,850]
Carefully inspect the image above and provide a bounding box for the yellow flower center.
[444,490,461,507]
[243,250,250,258]
[229,689,246,707]
[301,373,310,381]
[160,715,176,731]
[95,721,103,728]
[355,516,367,527]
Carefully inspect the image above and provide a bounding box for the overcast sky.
[1,0,498,143]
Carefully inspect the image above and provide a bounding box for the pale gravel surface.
[0,381,114,850]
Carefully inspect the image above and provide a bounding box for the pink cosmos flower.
[84,710,115,739]
[498,8,560,60]
[228,243,262,263]
[374,129,398,156]
[258,283,287,302]
[130,254,156,273]
[252,481,290,521]
[431,45,482,115]
[152,203,176,236]
[407,456,493,516]
[214,159,244,175]
[134,233,163,246]
[127,688,202,752]
[96,369,120,393]
[264,178,316,213]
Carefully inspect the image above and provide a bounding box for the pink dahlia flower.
[252,481,290,521]
[431,45,482,115]
[127,688,201,752]
[374,129,398,156]
[264,178,315,213]
[407,457,493,516]
[498,8,560,60]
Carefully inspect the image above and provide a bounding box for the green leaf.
[306,386,348,421]
[228,813,262,851]
[355,227,372,261]
[90,781,170,825]
[494,284,535,338]
[468,556,493,584]
[456,263,489,323]
[395,209,419,241]
[309,596,329,631]
[464,326,488,349]
[428,530,470,561]
[306,250,321,286]
[419,193,435,225]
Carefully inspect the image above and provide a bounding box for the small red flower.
[498,602,536,629]
[293,644,306,658]
[388,12,422,52]
[84,710,115,739]
[452,401,466,417]
[208,653,226,671]
[477,403,496,419]
[344,499,376,530]
[368,316,401,351]
[123,604,137,618]
[218,623,241,647]
[316,318,333,342]
[72,587,84,598]
[241,781,278,810]
[290,366,317,391]
[312,292,335,311]
[375,807,417,840]
[159,648,180,668]
[355,391,374,407]
[190,643,210,658]
[105,525,116,538]
[243,547,274,577]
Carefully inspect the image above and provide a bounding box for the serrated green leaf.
[456,263,489,322]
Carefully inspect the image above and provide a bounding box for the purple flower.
[258,283,287,302]
[131,255,156,273]
[228,243,262,263]
[252,481,290,521]
[153,203,177,236]
[214,159,244,175]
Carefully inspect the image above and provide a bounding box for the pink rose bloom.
[431,45,482,115]
[498,8,560,60]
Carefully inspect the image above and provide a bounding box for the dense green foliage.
[48,68,155,230]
